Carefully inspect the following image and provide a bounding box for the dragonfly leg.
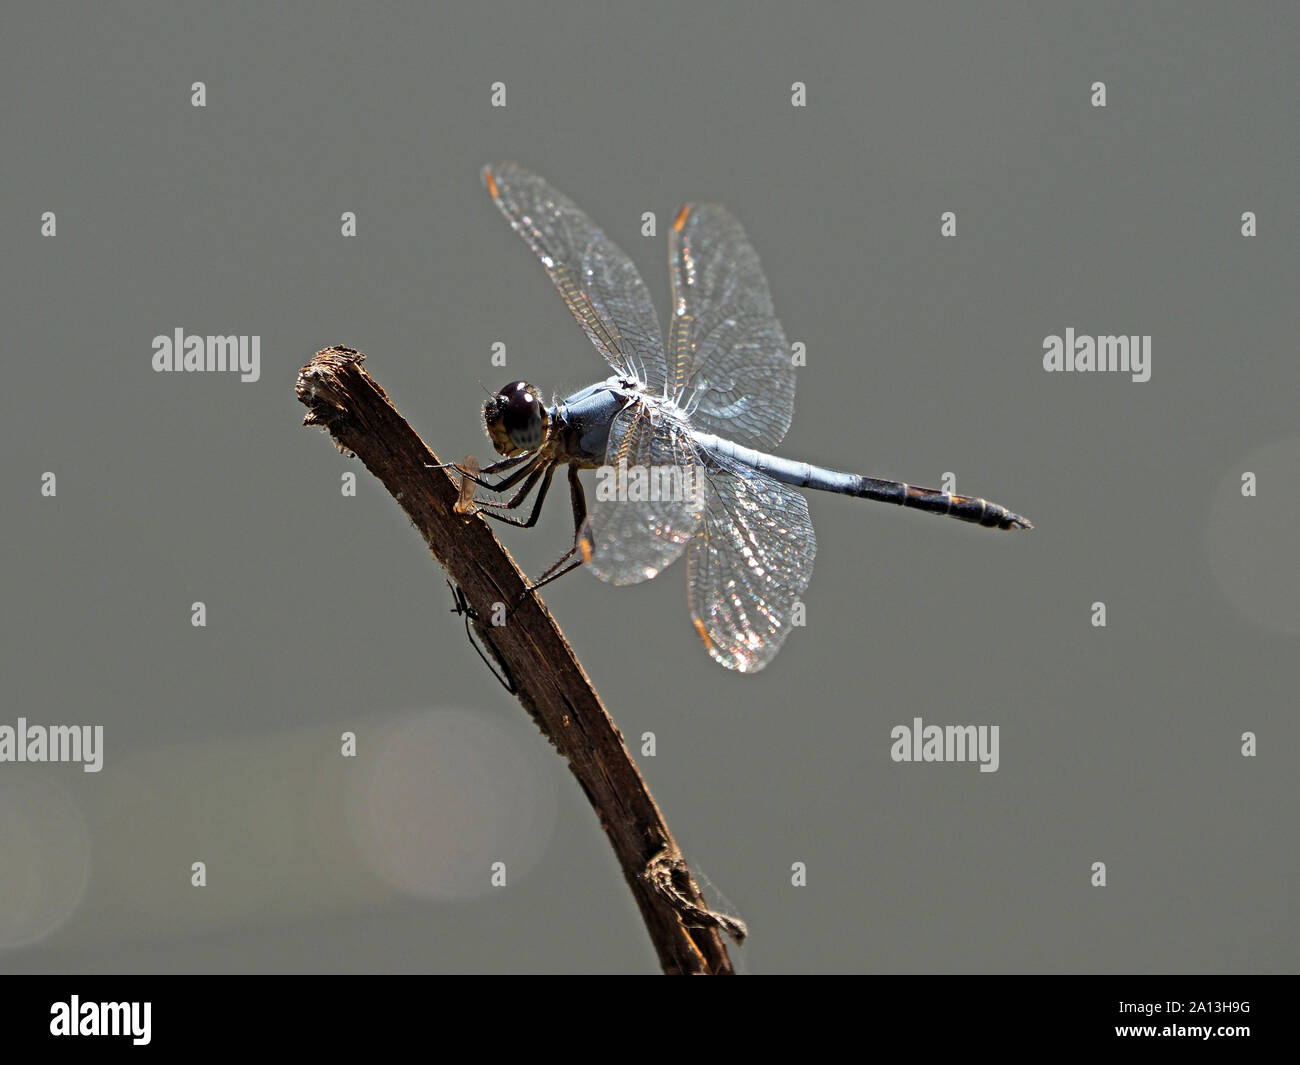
[527,465,593,592]
[477,454,534,476]
[476,462,558,529]
[468,462,548,516]
[437,452,541,494]
[445,580,516,693]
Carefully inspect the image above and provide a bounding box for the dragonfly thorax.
[484,380,549,455]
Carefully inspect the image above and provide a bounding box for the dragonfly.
[452,162,1032,672]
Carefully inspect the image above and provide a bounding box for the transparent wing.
[686,449,816,672]
[668,204,795,448]
[484,163,667,391]
[586,401,704,586]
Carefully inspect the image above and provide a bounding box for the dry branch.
[296,346,743,974]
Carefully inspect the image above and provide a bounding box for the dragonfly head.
[484,381,549,456]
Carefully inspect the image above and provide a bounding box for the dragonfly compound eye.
[484,380,548,455]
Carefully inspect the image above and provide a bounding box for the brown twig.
[296,346,744,974]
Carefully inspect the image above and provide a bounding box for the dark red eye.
[484,381,547,455]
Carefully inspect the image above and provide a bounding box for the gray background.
[2,1,1296,974]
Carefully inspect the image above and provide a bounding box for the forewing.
[668,204,796,448]
[484,163,667,391]
[586,402,704,586]
[687,450,816,672]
